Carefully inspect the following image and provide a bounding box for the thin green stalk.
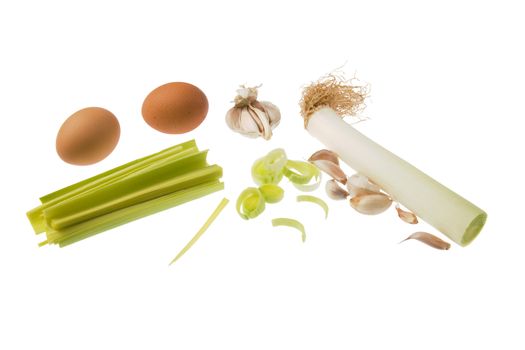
[169,197,229,265]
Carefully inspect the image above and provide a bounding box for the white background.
[1,0,523,349]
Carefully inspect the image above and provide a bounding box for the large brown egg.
[56,107,120,165]
[142,82,209,134]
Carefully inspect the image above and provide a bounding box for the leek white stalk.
[300,75,486,246]
[306,107,486,246]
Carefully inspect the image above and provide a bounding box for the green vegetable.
[283,160,321,192]
[27,140,223,247]
[28,140,198,233]
[296,195,329,219]
[237,148,324,220]
[169,198,229,265]
[271,218,306,242]
[236,187,265,220]
[251,148,287,185]
[258,184,284,203]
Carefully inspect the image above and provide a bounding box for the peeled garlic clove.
[350,193,392,215]
[347,173,382,193]
[311,159,347,184]
[325,179,349,200]
[308,149,339,165]
[400,231,451,250]
[395,203,418,224]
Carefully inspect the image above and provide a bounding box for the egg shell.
[56,107,120,166]
[142,82,208,134]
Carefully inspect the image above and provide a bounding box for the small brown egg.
[56,107,120,165]
[142,82,208,134]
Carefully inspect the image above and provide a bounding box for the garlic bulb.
[225,85,281,140]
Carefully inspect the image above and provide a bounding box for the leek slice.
[251,148,287,185]
[283,160,321,191]
[258,184,284,203]
[271,218,306,242]
[236,187,265,220]
[296,195,329,219]
[169,198,229,265]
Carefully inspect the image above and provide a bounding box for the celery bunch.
[27,140,224,247]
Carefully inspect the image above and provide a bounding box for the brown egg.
[142,82,208,134]
[56,107,120,165]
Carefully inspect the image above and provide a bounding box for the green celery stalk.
[27,146,202,233]
[46,164,222,230]
[40,139,197,203]
[46,180,224,247]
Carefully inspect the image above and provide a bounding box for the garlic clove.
[248,104,272,140]
[349,193,392,215]
[346,182,381,198]
[347,173,382,194]
[399,231,451,250]
[325,179,349,200]
[225,107,261,138]
[308,149,340,165]
[258,101,281,129]
[395,203,418,224]
[310,159,347,184]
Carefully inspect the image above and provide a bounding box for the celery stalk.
[40,140,197,203]
[46,165,222,230]
[27,139,225,248]
[28,147,204,233]
[47,181,224,247]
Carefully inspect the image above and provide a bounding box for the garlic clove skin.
[349,193,392,215]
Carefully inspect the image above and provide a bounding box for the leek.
[302,103,487,246]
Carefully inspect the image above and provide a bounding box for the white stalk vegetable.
[300,76,486,246]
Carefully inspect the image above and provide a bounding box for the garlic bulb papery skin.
[225,86,281,140]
